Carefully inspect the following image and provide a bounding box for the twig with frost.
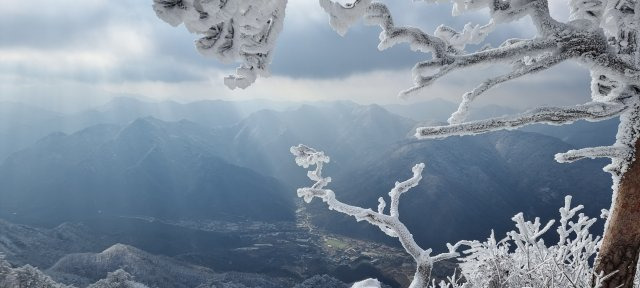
[291,144,476,288]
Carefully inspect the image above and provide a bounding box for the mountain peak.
[116,117,165,139]
[102,243,142,256]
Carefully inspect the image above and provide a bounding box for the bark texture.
[596,138,640,288]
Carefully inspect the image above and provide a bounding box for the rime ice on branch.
[320,0,640,186]
[321,0,640,285]
[290,144,475,288]
[152,0,287,89]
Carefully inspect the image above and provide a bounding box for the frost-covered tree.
[87,269,149,288]
[153,0,640,286]
[290,145,621,287]
[0,255,72,288]
[316,1,639,287]
[317,0,640,285]
[0,256,149,288]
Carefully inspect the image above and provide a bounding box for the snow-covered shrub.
[87,269,149,288]
[0,255,72,288]
[452,196,608,288]
[0,255,149,288]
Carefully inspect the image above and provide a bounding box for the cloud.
[285,0,328,29]
[94,61,592,110]
[271,1,536,78]
[0,0,587,110]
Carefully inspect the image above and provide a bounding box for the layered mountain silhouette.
[309,131,611,248]
[221,102,415,186]
[0,98,617,287]
[0,117,294,225]
[0,98,295,161]
[0,99,615,243]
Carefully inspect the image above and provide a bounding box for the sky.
[0,0,593,112]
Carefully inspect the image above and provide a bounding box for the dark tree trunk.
[595,138,640,288]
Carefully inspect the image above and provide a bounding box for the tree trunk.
[595,138,640,288]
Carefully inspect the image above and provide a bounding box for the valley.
[0,98,615,287]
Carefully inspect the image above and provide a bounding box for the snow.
[319,0,372,36]
[351,278,382,288]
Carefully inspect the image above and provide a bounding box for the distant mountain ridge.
[221,102,416,185]
[47,244,218,287]
[383,99,520,123]
[0,99,615,260]
[0,99,616,245]
[0,117,294,225]
[0,98,296,161]
[307,130,611,248]
[0,97,621,288]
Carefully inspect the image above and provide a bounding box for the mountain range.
[0,97,617,287]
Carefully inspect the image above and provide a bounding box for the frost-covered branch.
[290,144,475,288]
[322,0,571,100]
[555,145,633,163]
[447,52,570,123]
[319,0,640,147]
[153,0,287,89]
[404,38,559,99]
[318,0,640,150]
[416,102,627,139]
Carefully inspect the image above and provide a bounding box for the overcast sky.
[0,0,593,111]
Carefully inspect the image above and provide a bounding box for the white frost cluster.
[351,278,383,288]
[153,0,287,89]
[319,0,372,36]
[453,196,609,288]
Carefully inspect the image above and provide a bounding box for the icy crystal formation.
[153,0,287,89]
